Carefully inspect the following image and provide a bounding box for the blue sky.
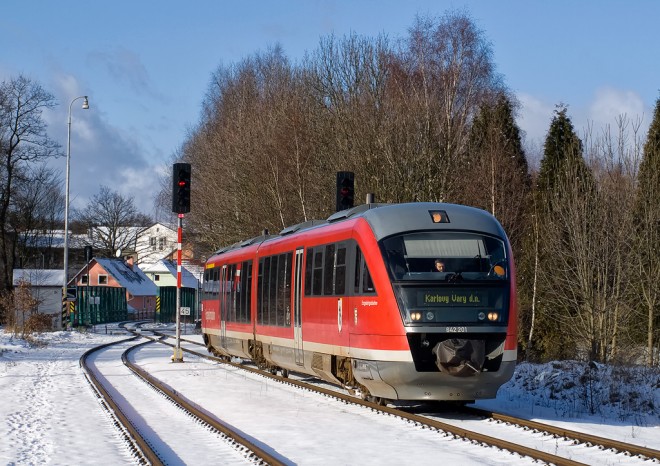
[2,1,658,215]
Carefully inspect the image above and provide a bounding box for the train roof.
[209,202,506,260]
[355,202,507,241]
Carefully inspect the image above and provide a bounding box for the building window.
[154,274,160,281]
[150,237,156,250]
[81,275,88,285]
[98,275,108,285]
[159,237,165,250]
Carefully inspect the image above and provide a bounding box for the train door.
[293,248,304,365]
[220,265,227,349]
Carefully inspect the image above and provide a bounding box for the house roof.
[13,269,65,287]
[141,260,200,288]
[93,258,157,296]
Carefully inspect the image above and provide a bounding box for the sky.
[1,326,658,464]
[2,1,659,216]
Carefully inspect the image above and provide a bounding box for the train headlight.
[410,312,422,321]
[487,312,499,321]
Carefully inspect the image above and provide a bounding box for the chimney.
[126,255,135,270]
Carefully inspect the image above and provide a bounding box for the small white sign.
[180,307,191,316]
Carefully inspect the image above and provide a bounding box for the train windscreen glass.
[381,232,508,281]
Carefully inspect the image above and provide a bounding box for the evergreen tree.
[634,96,660,365]
[531,105,594,361]
[537,105,591,200]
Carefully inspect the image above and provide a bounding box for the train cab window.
[381,232,508,281]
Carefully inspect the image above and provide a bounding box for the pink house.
[70,257,158,317]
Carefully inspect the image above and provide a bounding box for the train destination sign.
[418,290,488,307]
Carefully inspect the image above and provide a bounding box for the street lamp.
[61,95,89,330]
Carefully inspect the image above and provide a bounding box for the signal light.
[172,163,191,214]
[336,171,354,212]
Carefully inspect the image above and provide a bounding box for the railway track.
[149,330,660,465]
[80,335,286,465]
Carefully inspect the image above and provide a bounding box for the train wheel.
[281,369,289,378]
[366,396,388,406]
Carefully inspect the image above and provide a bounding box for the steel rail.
[144,332,586,465]
[79,336,164,466]
[463,406,660,461]
[154,331,660,462]
[123,338,287,466]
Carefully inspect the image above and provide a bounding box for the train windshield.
[381,231,508,282]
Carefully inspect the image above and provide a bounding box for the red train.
[201,202,517,402]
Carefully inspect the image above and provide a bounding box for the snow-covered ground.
[1,326,658,465]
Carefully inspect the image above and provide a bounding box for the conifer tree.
[537,105,591,200]
[634,96,660,365]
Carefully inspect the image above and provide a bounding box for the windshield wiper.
[446,271,464,283]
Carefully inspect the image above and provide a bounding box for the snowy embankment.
[1,327,659,465]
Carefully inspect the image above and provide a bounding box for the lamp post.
[61,95,89,330]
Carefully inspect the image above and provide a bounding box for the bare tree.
[0,75,60,290]
[75,185,151,257]
[10,165,64,269]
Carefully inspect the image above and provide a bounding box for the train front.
[361,203,517,401]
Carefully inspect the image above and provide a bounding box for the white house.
[141,260,200,288]
[133,223,178,265]
[12,269,64,319]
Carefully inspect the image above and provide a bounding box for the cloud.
[86,47,165,101]
[516,92,554,146]
[587,87,649,135]
[43,72,164,217]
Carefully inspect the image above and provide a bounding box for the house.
[133,223,179,265]
[12,269,64,325]
[141,259,200,288]
[70,257,158,318]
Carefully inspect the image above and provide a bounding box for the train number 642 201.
[446,326,468,333]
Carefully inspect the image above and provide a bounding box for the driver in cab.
[434,259,445,272]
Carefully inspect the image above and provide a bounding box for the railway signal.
[336,171,354,212]
[172,163,191,214]
[171,163,191,362]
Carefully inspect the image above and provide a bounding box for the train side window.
[362,262,375,294]
[228,263,237,322]
[203,269,210,300]
[354,245,376,295]
[269,256,278,325]
[354,246,363,294]
[304,249,313,296]
[212,268,219,296]
[312,249,323,295]
[280,252,292,326]
[219,266,227,319]
[257,258,266,324]
[323,244,335,295]
[243,260,252,323]
[335,246,347,295]
[276,254,287,326]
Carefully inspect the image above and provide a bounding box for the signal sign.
[172,163,191,214]
[336,171,354,212]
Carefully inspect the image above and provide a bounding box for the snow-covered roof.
[94,258,157,296]
[13,269,65,287]
[141,260,200,288]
